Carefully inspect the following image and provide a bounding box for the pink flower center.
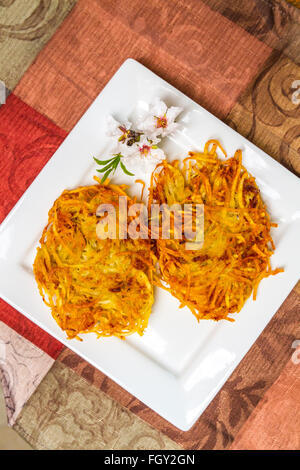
[139,145,151,156]
[155,115,168,129]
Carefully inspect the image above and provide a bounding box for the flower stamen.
[139,145,151,156]
[155,114,168,129]
[118,126,130,142]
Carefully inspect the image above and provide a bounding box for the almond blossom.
[122,136,166,173]
[106,115,142,154]
[95,100,182,181]
[136,98,182,140]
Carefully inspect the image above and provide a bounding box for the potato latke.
[149,140,283,321]
[33,181,154,339]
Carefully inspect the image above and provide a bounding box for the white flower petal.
[138,135,156,147]
[110,141,137,158]
[151,98,167,117]
[166,106,182,122]
[147,133,161,145]
[149,147,165,160]
[106,115,121,137]
[105,115,132,138]
[138,115,156,132]
[160,122,180,137]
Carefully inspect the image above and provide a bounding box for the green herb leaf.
[112,155,120,167]
[96,161,115,173]
[101,168,113,183]
[94,152,134,182]
[110,157,120,175]
[93,156,114,165]
[120,161,134,176]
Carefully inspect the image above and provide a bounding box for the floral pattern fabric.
[0,0,299,450]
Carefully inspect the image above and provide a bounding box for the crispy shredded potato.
[34,140,284,337]
[149,140,283,321]
[33,179,154,340]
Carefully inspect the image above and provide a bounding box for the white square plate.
[0,59,300,431]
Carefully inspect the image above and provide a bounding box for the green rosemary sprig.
[93,153,134,183]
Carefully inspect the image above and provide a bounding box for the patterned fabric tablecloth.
[0,0,299,450]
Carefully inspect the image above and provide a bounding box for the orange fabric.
[14,0,271,131]
[231,350,300,450]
